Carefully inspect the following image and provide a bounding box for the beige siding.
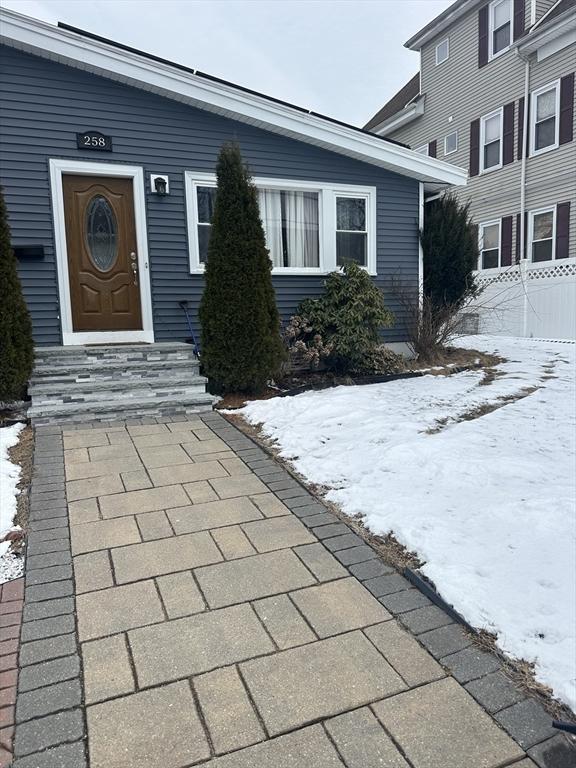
[535,0,557,24]
[388,0,575,261]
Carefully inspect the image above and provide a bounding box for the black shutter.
[428,140,437,158]
[513,0,525,40]
[556,202,571,259]
[501,216,513,266]
[559,73,574,146]
[515,212,528,262]
[478,5,489,68]
[470,119,480,176]
[517,97,525,160]
[503,102,515,165]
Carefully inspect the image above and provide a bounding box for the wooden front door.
[63,175,143,332]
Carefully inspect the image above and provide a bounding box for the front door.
[62,175,143,332]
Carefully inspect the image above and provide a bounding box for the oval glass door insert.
[86,195,118,271]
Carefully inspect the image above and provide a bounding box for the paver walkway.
[12,412,573,767]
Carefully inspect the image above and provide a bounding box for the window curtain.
[258,189,283,267]
[285,191,319,268]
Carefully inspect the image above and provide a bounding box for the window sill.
[530,144,558,158]
[488,46,510,63]
[189,266,377,277]
[479,164,503,175]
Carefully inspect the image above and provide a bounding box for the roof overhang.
[0,8,467,191]
[517,7,576,60]
[405,0,481,50]
[370,97,425,137]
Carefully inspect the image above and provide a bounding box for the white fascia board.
[371,99,425,137]
[405,0,481,50]
[518,12,576,58]
[0,8,467,188]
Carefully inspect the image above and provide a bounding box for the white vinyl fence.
[463,260,576,340]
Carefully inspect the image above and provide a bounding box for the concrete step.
[30,374,206,397]
[31,358,200,382]
[29,391,215,425]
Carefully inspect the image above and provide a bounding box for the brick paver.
[12,413,574,768]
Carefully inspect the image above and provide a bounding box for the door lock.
[130,253,138,286]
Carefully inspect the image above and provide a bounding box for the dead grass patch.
[8,425,34,542]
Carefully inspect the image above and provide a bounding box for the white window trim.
[480,107,504,173]
[435,38,450,65]
[528,206,557,263]
[414,144,429,155]
[478,219,502,270]
[529,80,560,157]
[488,0,512,61]
[184,172,377,276]
[48,158,154,346]
[444,131,458,156]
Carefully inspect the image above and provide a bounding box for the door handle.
[130,252,138,286]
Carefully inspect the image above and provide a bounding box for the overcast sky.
[2,0,452,126]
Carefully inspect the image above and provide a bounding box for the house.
[0,9,464,422]
[365,0,576,340]
[0,8,464,351]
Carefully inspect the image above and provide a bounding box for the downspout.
[419,182,424,311]
[518,51,530,336]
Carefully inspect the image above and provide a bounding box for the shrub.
[395,194,481,362]
[295,261,394,374]
[421,194,479,310]
[199,143,285,393]
[355,344,405,376]
[0,187,34,402]
[283,315,333,371]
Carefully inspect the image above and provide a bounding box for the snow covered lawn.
[240,336,576,711]
[0,422,25,582]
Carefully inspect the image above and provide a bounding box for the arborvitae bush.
[199,143,285,393]
[298,261,394,374]
[0,187,34,403]
[421,194,478,309]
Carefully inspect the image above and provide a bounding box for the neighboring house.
[0,9,464,356]
[365,0,576,340]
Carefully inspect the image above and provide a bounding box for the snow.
[239,336,576,711]
[0,422,25,574]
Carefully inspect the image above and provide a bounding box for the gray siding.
[388,0,575,263]
[0,45,420,346]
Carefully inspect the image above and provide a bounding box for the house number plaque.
[76,131,113,151]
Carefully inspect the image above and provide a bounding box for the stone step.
[33,343,198,369]
[31,383,209,408]
[31,358,200,382]
[29,374,206,397]
[34,342,196,360]
[29,391,215,425]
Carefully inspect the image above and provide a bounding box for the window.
[414,144,429,155]
[258,189,320,268]
[529,208,556,262]
[489,0,511,59]
[479,220,501,269]
[436,38,449,65]
[444,131,458,155]
[480,108,503,172]
[195,186,217,263]
[336,196,368,266]
[530,81,560,155]
[185,173,376,274]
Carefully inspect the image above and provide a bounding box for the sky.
[1,0,453,126]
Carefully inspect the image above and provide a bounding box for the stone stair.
[29,343,215,425]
